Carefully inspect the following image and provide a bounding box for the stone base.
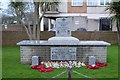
[20,46,107,64]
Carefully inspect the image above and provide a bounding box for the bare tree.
[9,0,59,40]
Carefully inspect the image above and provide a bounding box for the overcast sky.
[1,0,10,10]
[1,2,9,9]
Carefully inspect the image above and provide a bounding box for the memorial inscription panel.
[51,47,76,60]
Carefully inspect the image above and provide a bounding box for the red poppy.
[96,62,108,67]
[31,65,53,72]
[31,65,45,70]
[38,67,53,72]
[86,65,100,69]
[86,62,108,70]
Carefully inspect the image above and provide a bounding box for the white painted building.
[40,0,117,31]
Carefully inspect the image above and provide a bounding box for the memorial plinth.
[17,18,110,64]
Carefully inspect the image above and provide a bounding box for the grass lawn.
[2,45,118,79]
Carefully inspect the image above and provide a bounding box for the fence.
[1,31,118,45]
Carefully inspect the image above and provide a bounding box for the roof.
[44,13,113,19]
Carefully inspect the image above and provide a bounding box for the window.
[100,0,104,5]
[72,0,83,6]
[99,0,111,6]
[87,0,98,6]
[87,0,111,6]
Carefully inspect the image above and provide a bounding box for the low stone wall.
[20,46,107,64]
[2,31,118,45]
[77,46,106,63]
[20,46,50,64]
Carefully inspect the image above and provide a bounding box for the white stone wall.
[79,17,88,29]
[112,21,117,31]
[58,0,68,13]
[72,16,80,31]
[71,16,87,31]
[71,16,117,31]
[87,19,99,31]
[87,7,109,14]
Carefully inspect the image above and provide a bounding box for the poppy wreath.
[31,65,53,72]
[86,62,108,69]
[38,67,52,72]
[31,64,45,70]
[96,62,108,67]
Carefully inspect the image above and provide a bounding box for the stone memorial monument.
[55,18,71,36]
[48,18,79,60]
[17,17,110,64]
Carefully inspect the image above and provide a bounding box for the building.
[42,0,117,31]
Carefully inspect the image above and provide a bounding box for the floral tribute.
[31,61,108,72]
[31,61,86,72]
[31,62,52,72]
[86,62,108,69]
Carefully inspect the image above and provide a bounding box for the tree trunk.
[36,3,40,40]
[33,2,38,40]
[15,9,32,40]
[33,2,41,40]
[37,3,47,40]
[23,25,32,40]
